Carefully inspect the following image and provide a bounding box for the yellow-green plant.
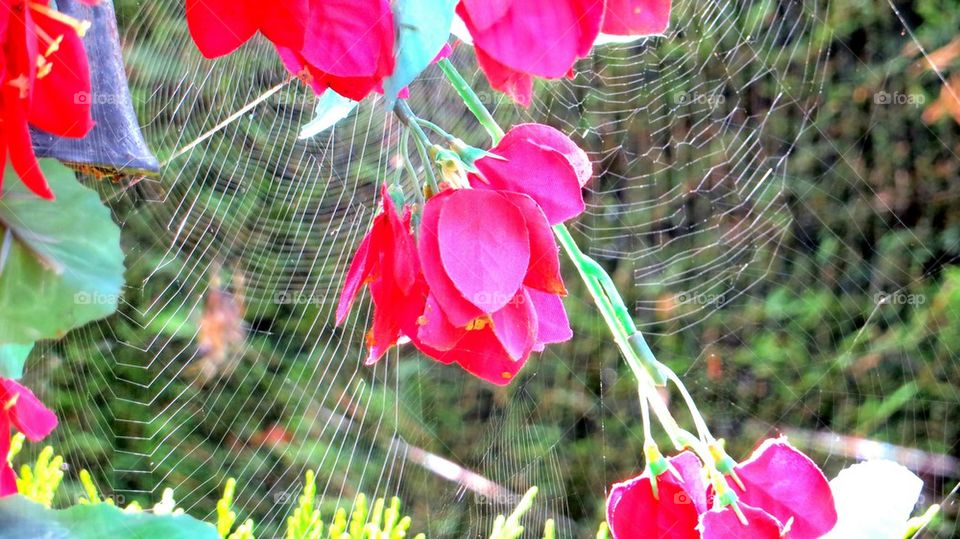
[7,433,63,507]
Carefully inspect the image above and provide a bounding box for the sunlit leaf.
[0,342,33,379]
[382,0,457,103]
[298,90,358,139]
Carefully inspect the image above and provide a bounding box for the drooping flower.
[471,123,592,225]
[606,438,838,539]
[336,185,426,364]
[411,188,572,385]
[185,0,308,58]
[0,378,58,496]
[1,0,95,199]
[455,0,671,105]
[824,460,927,539]
[276,0,395,101]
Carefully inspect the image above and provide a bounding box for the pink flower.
[336,185,426,365]
[186,0,308,58]
[0,378,58,496]
[276,0,395,101]
[471,123,592,225]
[607,438,838,539]
[410,188,572,385]
[456,0,671,105]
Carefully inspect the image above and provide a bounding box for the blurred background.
[18,0,960,536]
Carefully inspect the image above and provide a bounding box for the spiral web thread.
[30,0,960,535]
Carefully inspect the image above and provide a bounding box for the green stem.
[395,100,440,194]
[437,59,505,143]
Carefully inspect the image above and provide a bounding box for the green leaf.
[382,0,457,104]
[298,89,358,139]
[0,160,125,343]
[0,495,219,539]
[0,342,33,379]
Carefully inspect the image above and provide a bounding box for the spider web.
[26,0,960,536]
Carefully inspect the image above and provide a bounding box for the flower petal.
[823,460,923,539]
[419,191,485,326]
[473,46,534,107]
[526,288,572,348]
[669,451,709,514]
[0,415,16,496]
[473,125,586,224]
[336,225,375,325]
[186,0,257,58]
[501,192,566,295]
[0,379,57,441]
[301,0,394,79]
[607,471,700,539]
[490,289,537,361]
[507,123,593,187]
[730,437,838,539]
[417,294,466,354]
[601,0,671,36]
[4,88,54,199]
[699,503,783,539]
[437,190,530,314]
[256,0,308,50]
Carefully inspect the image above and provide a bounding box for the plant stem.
[395,100,440,194]
[437,59,505,143]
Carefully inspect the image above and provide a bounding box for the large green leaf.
[382,0,457,103]
[0,342,33,379]
[0,495,219,538]
[0,160,125,343]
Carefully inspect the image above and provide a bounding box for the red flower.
[336,185,425,365]
[0,378,58,496]
[606,438,838,539]
[471,123,592,225]
[276,0,395,101]
[411,188,571,385]
[456,0,671,105]
[1,0,95,199]
[186,0,308,58]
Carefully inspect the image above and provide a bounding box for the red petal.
[573,0,606,57]
[419,191,485,326]
[729,437,838,539]
[450,329,530,385]
[459,0,512,31]
[699,503,783,539]
[490,289,537,360]
[473,125,585,224]
[28,9,94,137]
[457,0,594,78]
[507,124,592,187]
[501,192,566,294]
[437,190,530,314]
[0,379,58,441]
[256,0,308,50]
[0,415,15,496]
[4,89,54,199]
[186,0,257,58]
[473,47,533,107]
[336,226,376,325]
[526,288,572,348]
[301,0,394,79]
[607,471,700,539]
[366,276,425,365]
[601,0,671,36]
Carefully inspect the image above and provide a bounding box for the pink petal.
[186,0,257,58]
[572,0,607,56]
[460,0,513,30]
[607,471,700,539]
[473,125,586,224]
[730,437,838,539]
[437,190,530,314]
[507,124,593,187]
[301,0,394,79]
[419,191,485,326]
[417,295,466,354]
[699,503,783,539]
[490,289,537,361]
[0,379,57,441]
[526,288,572,347]
[601,0,671,36]
[473,47,534,107]
[450,329,530,385]
[0,416,15,496]
[501,192,566,295]
[669,451,709,514]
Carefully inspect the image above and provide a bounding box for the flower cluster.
[1,377,58,496]
[606,438,838,539]
[337,124,590,385]
[186,0,671,104]
[0,0,96,199]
